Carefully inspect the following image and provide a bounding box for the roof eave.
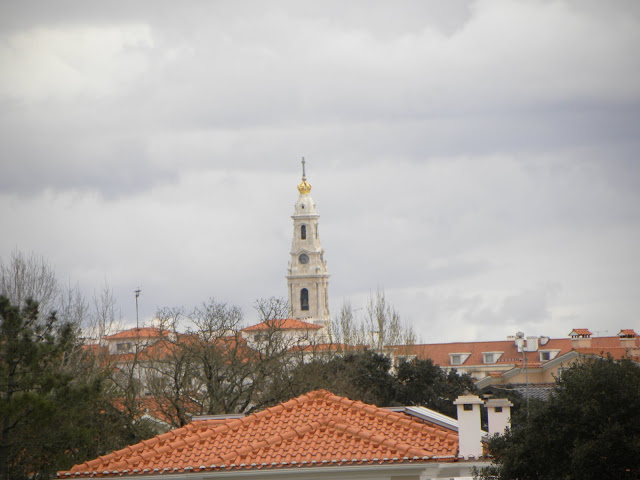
[60,459,489,479]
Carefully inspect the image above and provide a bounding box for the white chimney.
[454,394,484,459]
[485,398,513,435]
[513,331,525,352]
[525,336,539,352]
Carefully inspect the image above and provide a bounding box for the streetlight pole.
[135,289,141,329]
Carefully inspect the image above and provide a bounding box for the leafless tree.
[58,282,89,328]
[0,250,59,316]
[365,288,417,350]
[87,280,122,341]
[186,299,259,414]
[143,307,201,427]
[329,299,364,346]
[139,297,326,418]
[253,296,291,321]
[330,289,417,352]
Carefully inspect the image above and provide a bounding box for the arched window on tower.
[301,225,306,240]
[300,288,309,311]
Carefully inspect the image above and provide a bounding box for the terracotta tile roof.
[289,343,365,353]
[395,338,570,368]
[103,327,166,340]
[395,333,639,370]
[82,343,106,354]
[241,318,323,332]
[59,390,458,477]
[575,347,640,360]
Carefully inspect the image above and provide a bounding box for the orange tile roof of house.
[395,333,639,370]
[107,334,250,364]
[574,347,640,360]
[290,343,365,353]
[59,390,458,477]
[103,327,167,340]
[242,318,323,332]
[395,338,569,368]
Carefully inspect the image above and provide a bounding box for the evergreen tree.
[0,296,132,480]
[280,350,398,407]
[481,356,640,480]
[395,358,476,417]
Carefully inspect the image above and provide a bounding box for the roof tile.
[60,390,458,477]
[241,318,322,332]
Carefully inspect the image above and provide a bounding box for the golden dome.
[297,179,312,194]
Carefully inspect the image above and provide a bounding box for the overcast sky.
[1,0,639,343]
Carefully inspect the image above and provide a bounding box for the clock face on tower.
[298,253,309,264]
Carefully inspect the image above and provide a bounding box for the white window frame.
[450,353,470,366]
[482,351,504,364]
[539,350,560,362]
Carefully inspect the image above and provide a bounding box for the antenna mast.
[134,288,141,329]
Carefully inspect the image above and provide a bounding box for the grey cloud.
[465,283,562,327]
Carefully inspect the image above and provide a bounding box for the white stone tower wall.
[287,160,330,326]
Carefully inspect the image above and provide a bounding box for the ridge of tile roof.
[575,347,640,360]
[241,318,323,332]
[59,390,459,477]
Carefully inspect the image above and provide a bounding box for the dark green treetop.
[481,356,640,480]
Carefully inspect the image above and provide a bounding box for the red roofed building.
[59,390,491,479]
[393,329,640,398]
[103,327,172,355]
[241,318,328,351]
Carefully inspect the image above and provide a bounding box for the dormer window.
[450,353,470,365]
[483,352,503,364]
[539,350,559,362]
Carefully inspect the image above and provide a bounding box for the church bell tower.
[287,159,330,326]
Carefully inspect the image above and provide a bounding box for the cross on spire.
[301,157,306,181]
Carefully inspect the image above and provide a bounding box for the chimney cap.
[454,394,484,406]
[485,398,513,408]
[618,329,637,338]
